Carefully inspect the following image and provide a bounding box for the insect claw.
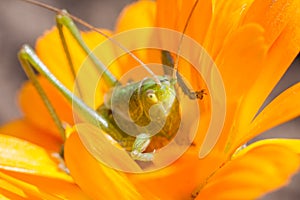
[194,89,207,100]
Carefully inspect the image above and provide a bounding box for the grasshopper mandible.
[17,0,205,168]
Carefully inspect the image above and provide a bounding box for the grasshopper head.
[139,76,178,118]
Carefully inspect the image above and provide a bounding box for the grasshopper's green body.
[97,76,181,153]
[18,6,204,162]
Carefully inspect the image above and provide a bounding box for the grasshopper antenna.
[19,0,161,85]
[172,0,199,79]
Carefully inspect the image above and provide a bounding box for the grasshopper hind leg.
[18,46,66,141]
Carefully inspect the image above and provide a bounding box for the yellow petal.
[0,171,90,200]
[2,171,90,200]
[0,134,70,182]
[197,143,300,199]
[0,171,60,200]
[0,119,60,152]
[0,178,27,199]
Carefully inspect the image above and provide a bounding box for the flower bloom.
[0,0,300,199]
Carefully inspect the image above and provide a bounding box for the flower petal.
[238,83,300,146]
[64,131,146,199]
[156,0,179,30]
[0,171,89,200]
[19,77,73,138]
[2,171,90,200]
[224,0,300,153]
[210,23,267,154]
[0,134,70,182]
[115,0,156,32]
[242,0,299,46]
[35,28,114,90]
[0,178,27,199]
[114,0,160,73]
[35,27,122,110]
[234,0,300,137]
[196,142,300,199]
[204,0,255,58]
[128,149,224,199]
[234,139,300,157]
[215,23,267,100]
[0,119,60,152]
[0,171,59,200]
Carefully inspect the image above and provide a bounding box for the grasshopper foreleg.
[130,133,154,162]
[161,50,207,100]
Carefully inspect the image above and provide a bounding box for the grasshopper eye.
[146,90,158,103]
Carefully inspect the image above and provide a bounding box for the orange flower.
[0,0,300,199]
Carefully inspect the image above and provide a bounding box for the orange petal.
[237,83,300,147]
[156,0,179,29]
[18,77,73,138]
[196,142,300,199]
[114,0,160,73]
[35,27,78,90]
[242,0,299,46]
[215,23,267,101]
[35,27,114,89]
[203,0,255,58]
[128,149,224,199]
[0,134,70,182]
[211,23,267,153]
[224,1,300,153]
[184,0,213,45]
[66,131,225,200]
[233,0,300,136]
[115,0,156,32]
[0,119,61,152]
[64,131,146,199]
[234,139,300,158]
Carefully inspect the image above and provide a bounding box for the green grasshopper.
[18,0,205,163]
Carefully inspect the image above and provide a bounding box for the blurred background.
[0,0,299,199]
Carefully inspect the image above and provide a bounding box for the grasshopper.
[17,0,205,166]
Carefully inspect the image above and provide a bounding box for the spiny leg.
[161,50,207,100]
[130,133,154,162]
[18,45,109,131]
[18,47,66,140]
[56,12,161,161]
[19,45,148,161]
[55,10,118,87]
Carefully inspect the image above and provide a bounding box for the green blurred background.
[0,0,299,199]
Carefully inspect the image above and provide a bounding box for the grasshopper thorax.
[99,76,181,152]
